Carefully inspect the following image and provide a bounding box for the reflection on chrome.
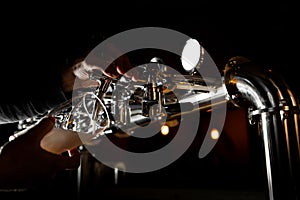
[224,56,300,200]
[16,56,300,199]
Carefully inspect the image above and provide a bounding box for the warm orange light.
[210,128,220,140]
[229,79,237,84]
[161,125,169,135]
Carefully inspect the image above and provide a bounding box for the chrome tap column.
[224,56,300,200]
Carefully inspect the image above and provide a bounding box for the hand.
[61,45,137,93]
[0,117,80,189]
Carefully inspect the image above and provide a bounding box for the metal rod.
[224,56,300,200]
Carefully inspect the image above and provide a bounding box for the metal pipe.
[224,56,300,200]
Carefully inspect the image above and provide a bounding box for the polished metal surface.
[15,56,300,200]
[224,56,300,200]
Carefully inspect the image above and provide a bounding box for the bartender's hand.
[61,45,137,93]
[0,117,80,189]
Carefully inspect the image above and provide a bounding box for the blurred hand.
[0,117,80,189]
[61,45,137,93]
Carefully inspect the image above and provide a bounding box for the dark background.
[1,1,298,92]
[1,1,299,199]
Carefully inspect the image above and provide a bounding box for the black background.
[1,0,299,141]
[1,0,299,90]
[0,1,299,199]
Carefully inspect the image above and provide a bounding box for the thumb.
[29,116,56,143]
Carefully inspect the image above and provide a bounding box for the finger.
[40,128,83,155]
[103,62,120,78]
[130,69,139,82]
[29,117,55,143]
[115,56,132,74]
[81,79,100,88]
[117,65,139,82]
[73,63,90,80]
[73,79,100,90]
[116,65,125,75]
[73,61,104,80]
